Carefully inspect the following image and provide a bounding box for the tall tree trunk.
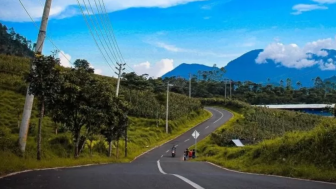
[79,137,86,154]
[108,140,112,157]
[89,139,93,157]
[74,131,80,158]
[37,99,44,161]
[54,121,58,135]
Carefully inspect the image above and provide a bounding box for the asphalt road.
[0,107,335,189]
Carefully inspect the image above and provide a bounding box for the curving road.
[0,107,335,189]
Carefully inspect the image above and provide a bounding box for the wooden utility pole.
[115,63,125,97]
[189,73,191,98]
[230,80,232,98]
[19,0,53,153]
[114,62,128,157]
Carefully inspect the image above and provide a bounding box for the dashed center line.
[166,150,169,153]
[212,108,224,124]
[161,155,163,158]
[205,126,209,129]
[184,139,190,142]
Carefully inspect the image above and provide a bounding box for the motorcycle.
[171,149,176,157]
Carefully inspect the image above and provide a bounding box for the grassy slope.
[0,89,211,176]
[196,107,336,182]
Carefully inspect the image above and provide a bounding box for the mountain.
[162,63,217,79]
[162,49,336,87]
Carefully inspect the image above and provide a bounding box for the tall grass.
[196,107,336,182]
[0,108,211,176]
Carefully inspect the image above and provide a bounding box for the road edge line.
[206,161,336,186]
[0,163,109,180]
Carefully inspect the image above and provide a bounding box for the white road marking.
[161,155,163,158]
[206,161,336,186]
[212,108,224,124]
[166,150,169,153]
[175,145,179,147]
[157,160,167,175]
[157,160,204,189]
[172,174,204,189]
[184,139,190,142]
[205,126,209,129]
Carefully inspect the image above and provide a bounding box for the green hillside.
[195,99,336,182]
[0,54,210,176]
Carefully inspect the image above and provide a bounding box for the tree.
[296,81,302,89]
[101,97,129,157]
[51,59,95,158]
[26,55,62,160]
[280,80,284,88]
[286,78,292,89]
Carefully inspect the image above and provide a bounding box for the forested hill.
[0,23,34,57]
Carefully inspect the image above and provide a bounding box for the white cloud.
[256,37,336,70]
[153,41,239,58]
[292,4,328,15]
[133,59,174,78]
[242,42,255,47]
[156,42,186,52]
[312,0,336,4]
[319,60,336,70]
[0,0,203,22]
[58,51,72,67]
[95,69,103,75]
[201,5,212,10]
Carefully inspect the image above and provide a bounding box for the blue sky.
[1,0,336,77]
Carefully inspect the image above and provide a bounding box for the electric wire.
[86,0,119,63]
[75,0,117,73]
[18,0,71,64]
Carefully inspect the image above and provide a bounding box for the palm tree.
[296,81,302,89]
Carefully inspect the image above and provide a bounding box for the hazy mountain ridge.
[162,49,336,87]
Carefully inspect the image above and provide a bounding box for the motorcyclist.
[171,145,176,157]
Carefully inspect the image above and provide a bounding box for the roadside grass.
[195,107,336,182]
[0,107,211,176]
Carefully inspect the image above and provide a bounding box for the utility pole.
[115,62,127,157]
[115,62,125,97]
[230,80,232,98]
[19,0,53,153]
[224,80,227,99]
[166,82,169,134]
[189,73,191,98]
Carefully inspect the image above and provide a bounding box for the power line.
[18,0,71,64]
[94,0,123,64]
[99,0,125,62]
[99,0,135,73]
[77,0,117,73]
[86,0,119,64]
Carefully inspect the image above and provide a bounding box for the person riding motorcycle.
[171,145,176,157]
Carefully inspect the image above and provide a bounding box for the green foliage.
[201,98,322,145]
[0,54,29,93]
[26,55,62,101]
[196,107,336,182]
[161,75,336,104]
[0,23,34,57]
[0,109,211,176]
